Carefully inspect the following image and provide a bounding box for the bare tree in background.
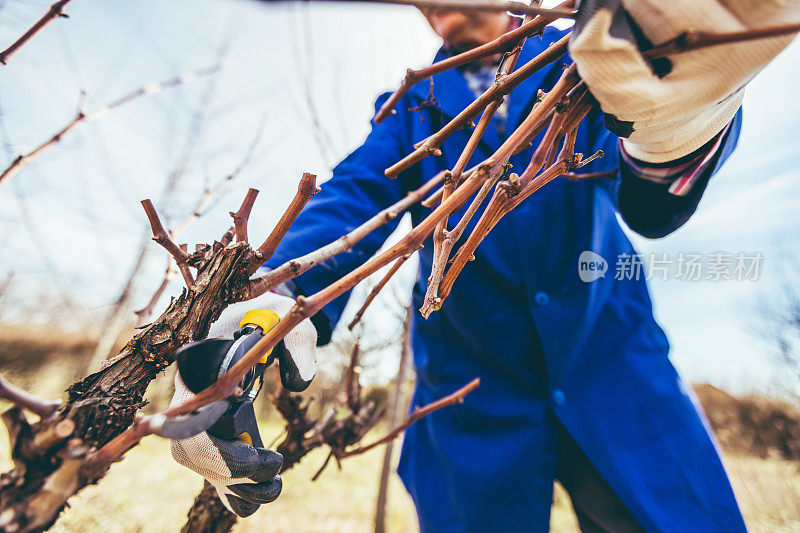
[756,255,800,399]
[374,301,414,533]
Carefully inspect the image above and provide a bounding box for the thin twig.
[384,34,569,178]
[134,260,175,325]
[341,378,480,457]
[140,200,193,286]
[172,116,267,237]
[348,254,411,330]
[231,188,259,244]
[425,1,552,313]
[561,169,618,181]
[420,171,499,316]
[248,173,319,274]
[0,0,72,66]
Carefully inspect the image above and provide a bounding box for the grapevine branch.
[384,34,569,178]
[426,1,551,315]
[140,200,193,287]
[244,169,448,300]
[644,23,800,60]
[135,122,266,324]
[231,188,260,244]
[248,172,320,274]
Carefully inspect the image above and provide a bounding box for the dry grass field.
[0,417,797,533]
[0,328,798,532]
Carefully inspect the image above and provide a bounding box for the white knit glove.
[570,0,800,162]
[170,291,317,517]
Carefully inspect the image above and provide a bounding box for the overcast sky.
[0,0,798,396]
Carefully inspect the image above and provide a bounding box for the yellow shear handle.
[239,309,281,364]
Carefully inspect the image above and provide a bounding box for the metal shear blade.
[152,400,230,440]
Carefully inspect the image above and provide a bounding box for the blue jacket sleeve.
[616,108,742,238]
[580,105,743,239]
[264,93,416,341]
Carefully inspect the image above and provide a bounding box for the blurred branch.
[306,0,575,19]
[374,304,413,533]
[80,235,151,375]
[133,259,175,327]
[289,5,337,164]
[0,272,13,301]
[0,97,97,333]
[11,180,98,334]
[157,48,229,203]
[0,0,72,66]
[0,63,220,189]
[172,114,266,237]
[0,375,61,419]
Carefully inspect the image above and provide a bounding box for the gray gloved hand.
[170,371,284,517]
[169,292,317,517]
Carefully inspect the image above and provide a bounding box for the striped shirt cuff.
[620,122,732,197]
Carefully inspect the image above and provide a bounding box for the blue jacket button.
[553,389,566,406]
[534,291,550,306]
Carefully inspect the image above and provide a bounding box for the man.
[170,1,799,531]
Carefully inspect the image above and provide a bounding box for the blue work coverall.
[266,26,747,533]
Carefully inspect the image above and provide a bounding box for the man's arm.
[263,93,417,342]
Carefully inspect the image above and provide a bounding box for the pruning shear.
[165,309,281,446]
